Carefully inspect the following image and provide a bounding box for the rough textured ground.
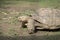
[0,1,60,40]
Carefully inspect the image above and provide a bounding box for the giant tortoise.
[18,8,60,34]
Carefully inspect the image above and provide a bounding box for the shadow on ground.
[36,28,60,32]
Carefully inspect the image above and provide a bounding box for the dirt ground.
[0,1,60,40]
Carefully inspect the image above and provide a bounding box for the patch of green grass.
[0,0,60,9]
[37,0,60,8]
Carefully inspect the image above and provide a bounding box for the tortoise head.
[18,16,30,22]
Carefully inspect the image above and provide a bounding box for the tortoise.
[18,8,60,34]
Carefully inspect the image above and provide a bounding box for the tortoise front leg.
[27,18,35,34]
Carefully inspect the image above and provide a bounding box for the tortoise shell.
[31,8,60,26]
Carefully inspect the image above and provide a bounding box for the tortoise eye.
[18,17,21,20]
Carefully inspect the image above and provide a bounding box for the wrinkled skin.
[18,16,30,28]
[18,16,35,34]
[18,16,30,22]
